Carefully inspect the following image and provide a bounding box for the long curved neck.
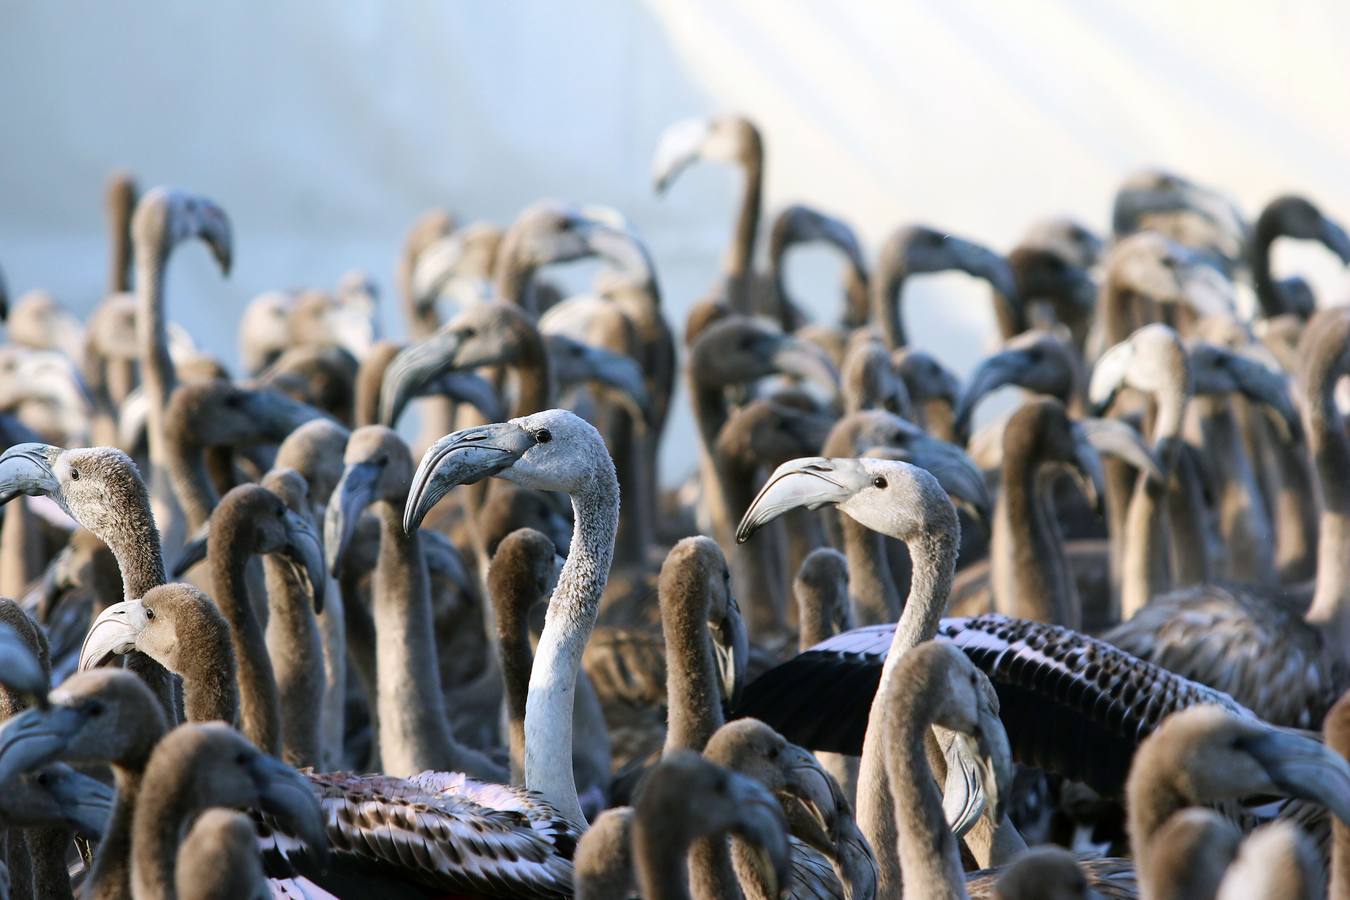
[1248,209,1284,319]
[857,528,957,896]
[87,765,144,900]
[371,498,459,776]
[691,377,736,548]
[491,571,534,783]
[992,445,1077,627]
[1192,397,1274,583]
[871,265,909,350]
[105,485,169,601]
[177,625,241,726]
[510,329,554,418]
[661,581,722,756]
[607,409,653,571]
[1121,388,1190,618]
[263,555,324,767]
[843,518,901,626]
[1126,763,1193,882]
[723,149,763,315]
[134,238,175,470]
[1305,352,1350,636]
[208,522,281,754]
[889,689,969,900]
[1100,271,1143,349]
[131,761,207,900]
[165,433,218,533]
[524,468,618,828]
[635,821,697,900]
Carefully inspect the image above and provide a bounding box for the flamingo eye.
[69,469,80,481]
[535,429,552,444]
[144,607,155,621]
[872,476,888,489]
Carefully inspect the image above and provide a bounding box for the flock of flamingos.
[0,113,1347,899]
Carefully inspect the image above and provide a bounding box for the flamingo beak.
[403,421,535,534]
[324,460,382,578]
[736,458,865,543]
[0,443,61,507]
[280,508,327,614]
[80,599,149,671]
[652,117,712,194]
[378,328,467,427]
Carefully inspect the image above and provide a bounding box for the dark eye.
[739,336,756,351]
[235,752,249,765]
[144,607,155,621]
[892,431,907,444]
[1027,350,1043,364]
[88,702,104,717]
[459,326,478,340]
[535,429,552,444]
[69,469,80,481]
[873,476,888,489]
[714,774,729,794]
[1046,256,1066,274]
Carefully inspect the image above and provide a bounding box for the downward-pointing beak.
[1224,353,1302,442]
[736,458,864,544]
[404,421,534,534]
[1088,340,1135,415]
[40,763,115,839]
[434,371,506,424]
[1080,417,1164,486]
[281,508,327,613]
[0,621,47,700]
[728,775,791,899]
[170,521,211,578]
[80,599,149,671]
[1070,424,1107,514]
[652,117,711,194]
[954,351,1030,442]
[246,753,327,864]
[941,729,990,838]
[379,329,467,427]
[0,443,61,507]
[1246,728,1350,827]
[1320,216,1350,265]
[0,706,86,787]
[197,201,234,276]
[324,460,382,578]
[770,337,840,399]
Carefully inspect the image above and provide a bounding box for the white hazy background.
[2,1,1348,482]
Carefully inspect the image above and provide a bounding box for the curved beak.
[652,117,711,194]
[404,421,535,534]
[378,329,467,427]
[246,753,327,864]
[710,595,749,708]
[1245,727,1350,826]
[1069,423,1107,514]
[771,336,840,399]
[323,460,381,578]
[0,621,47,700]
[729,774,791,900]
[941,728,988,838]
[574,215,657,287]
[410,232,469,313]
[195,199,234,276]
[79,599,149,671]
[0,705,86,787]
[736,457,866,543]
[1225,352,1302,442]
[550,337,652,428]
[170,521,211,578]
[280,508,326,614]
[433,371,506,424]
[0,443,61,507]
[38,763,114,839]
[777,744,838,853]
[941,685,1012,835]
[1320,216,1350,265]
[954,350,1031,442]
[1080,417,1164,486]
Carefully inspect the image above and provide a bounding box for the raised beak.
[38,763,114,839]
[728,774,791,900]
[246,752,327,864]
[0,621,47,700]
[170,521,210,578]
[378,328,466,427]
[1080,417,1164,486]
[770,336,840,398]
[736,458,865,544]
[324,460,381,578]
[954,350,1031,442]
[79,599,149,671]
[1245,727,1350,826]
[404,421,535,534]
[433,371,507,424]
[0,706,87,787]
[0,443,61,506]
[652,117,711,194]
[280,508,326,613]
[1320,216,1350,265]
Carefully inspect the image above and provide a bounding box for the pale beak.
[0,443,61,506]
[709,595,749,708]
[404,421,536,534]
[652,117,712,194]
[1088,339,1135,415]
[770,336,840,398]
[410,232,469,313]
[1080,417,1164,486]
[736,458,865,543]
[954,350,1031,443]
[79,599,149,671]
[728,774,791,900]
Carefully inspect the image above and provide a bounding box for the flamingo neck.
[524,465,618,828]
[134,241,175,469]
